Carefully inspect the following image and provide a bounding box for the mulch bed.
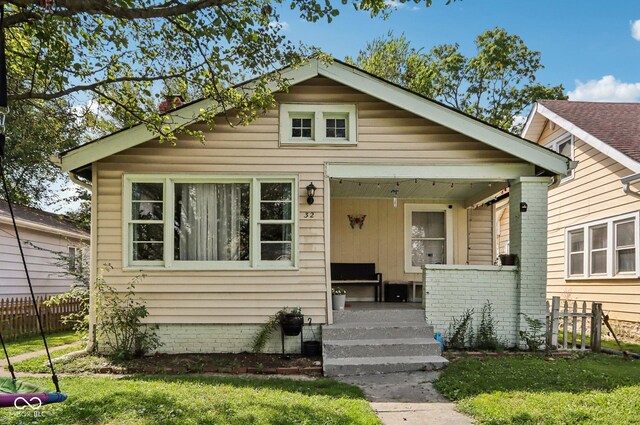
[78,352,323,376]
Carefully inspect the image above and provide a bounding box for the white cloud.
[268,21,289,31]
[384,0,406,9]
[631,19,640,41]
[568,75,640,102]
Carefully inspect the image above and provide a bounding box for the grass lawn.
[0,375,380,424]
[12,344,85,373]
[4,331,81,357]
[435,353,640,425]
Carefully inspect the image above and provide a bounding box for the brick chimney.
[158,95,184,113]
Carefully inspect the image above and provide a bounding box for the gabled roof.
[0,200,89,239]
[60,59,569,176]
[523,100,640,173]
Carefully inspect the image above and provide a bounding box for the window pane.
[569,230,584,253]
[590,225,607,250]
[302,118,312,128]
[261,183,292,201]
[558,140,572,158]
[617,248,636,273]
[569,253,584,276]
[412,212,445,238]
[336,128,346,138]
[260,202,292,220]
[335,119,345,128]
[133,223,164,242]
[326,128,336,138]
[616,221,635,247]
[133,243,163,261]
[591,250,607,274]
[261,224,292,242]
[261,243,292,261]
[292,118,301,127]
[326,119,335,127]
[302,128,312,138]
[174,183,250,261]
[132,202,163,220]
[411,240,445,266]
[292,128,301,137]
[132,183,163,201]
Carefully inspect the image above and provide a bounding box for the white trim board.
[60,59,569,176]
[325,163,535,180]
[527,102,640,174]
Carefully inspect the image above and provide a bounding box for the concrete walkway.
[0,343,83,376]
[337,371,474,425]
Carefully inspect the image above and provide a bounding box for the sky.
[276,0,640,102]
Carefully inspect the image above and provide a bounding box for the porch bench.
[330,262,383,302]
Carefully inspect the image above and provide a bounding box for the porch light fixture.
[306,182,317,205]
[520,202,528,213]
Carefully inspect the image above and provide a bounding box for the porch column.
[508,177,550,335]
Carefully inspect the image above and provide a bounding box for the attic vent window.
[280,104,357,145]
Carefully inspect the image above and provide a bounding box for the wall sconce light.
[306,182,317,205]
[520,202,528,213]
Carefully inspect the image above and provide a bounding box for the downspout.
[621,173,640,199]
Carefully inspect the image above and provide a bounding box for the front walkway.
[337,371,474,425]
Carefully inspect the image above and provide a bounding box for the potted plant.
[498,254,518,266]
[278,306,304,336]
[332,287,347,311]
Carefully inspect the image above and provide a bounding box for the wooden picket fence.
[546,296,602,352]
[0,296,82,340]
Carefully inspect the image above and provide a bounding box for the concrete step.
[333,309,425,324]
[322,322,435,340]
[323,338,442,358]
[323,355,449,377]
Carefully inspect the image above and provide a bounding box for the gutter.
[621,173,640,199]
[51,155,92,191]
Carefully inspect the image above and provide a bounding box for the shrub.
[519,314,547,351]
[447,308,474,350]
[95,271,161,360]
[475,300,504,351]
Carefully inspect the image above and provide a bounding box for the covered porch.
[325,163,550,346]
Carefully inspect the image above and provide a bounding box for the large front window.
[125,176,297,268]
[404,204,453,273]
[566,213,639,278]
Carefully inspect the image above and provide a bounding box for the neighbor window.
[68,246,79,272]
[125,176,297,268]
[546,133,575,180]
[280,104,356,144]
[404,204,453,273]
[565,213,639,278]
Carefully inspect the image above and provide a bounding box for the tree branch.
[4,0,239,27]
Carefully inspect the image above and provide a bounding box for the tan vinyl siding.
[95,77,525,324]
[538,119,640,322]
[467,206,494,265]
[329,199,469,299]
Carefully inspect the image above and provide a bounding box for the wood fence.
[546,296,602,352]
[0,296,82,340]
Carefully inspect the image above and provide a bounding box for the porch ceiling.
[330,178,506,202]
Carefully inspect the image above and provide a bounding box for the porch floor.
[345,302,423,310]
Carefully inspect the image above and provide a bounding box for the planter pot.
[332,294,346,311]
[499,254,517,266]
[302,340,322,356]
[280,314,304,336]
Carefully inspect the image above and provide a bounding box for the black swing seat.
[0,377,66,408]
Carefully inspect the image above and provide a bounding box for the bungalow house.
[518,101,640,339]
[0,200,89,298]
[58,59,569,374]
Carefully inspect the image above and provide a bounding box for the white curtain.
[176,183,247,261]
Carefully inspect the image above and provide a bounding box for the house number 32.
[303,212,315,218]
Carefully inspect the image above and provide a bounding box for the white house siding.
[538,120,640,324]
[0,223,85,298]
[94,77,525,343]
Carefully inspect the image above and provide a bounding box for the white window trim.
[123,174,299,271]
[404,204,454,273]
[545,132,575,182]
[279,103,357,145]
[565,212,640,280]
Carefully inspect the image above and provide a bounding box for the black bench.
[330,262,383,302]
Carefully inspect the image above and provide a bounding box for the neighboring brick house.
[514,101,640,337]
[58,59,569,354]
[0,200,89,299]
